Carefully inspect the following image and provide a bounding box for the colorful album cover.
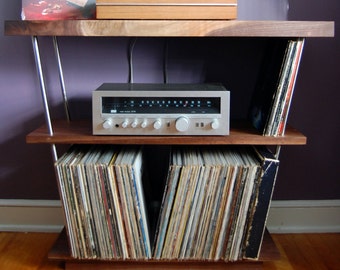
[21,0,95,20]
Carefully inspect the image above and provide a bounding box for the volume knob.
[175,117,190,132]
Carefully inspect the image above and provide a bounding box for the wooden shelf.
[5,20,334,37]
[26,120,306,145]
[48,229,280,270]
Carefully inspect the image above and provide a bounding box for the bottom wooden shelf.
[65,260,262,269]
[49,229,280,270]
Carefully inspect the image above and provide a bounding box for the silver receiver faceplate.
[92,83,230,136]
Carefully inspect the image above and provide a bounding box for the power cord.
[128,37,169,84]
[128,37,137,83]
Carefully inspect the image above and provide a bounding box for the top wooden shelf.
[5,20,334,37]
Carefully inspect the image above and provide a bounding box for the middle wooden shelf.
[26,120,306,145]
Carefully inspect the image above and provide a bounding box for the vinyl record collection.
[55,145,151,259]
[55,145,279,261]
[249,38,305,136]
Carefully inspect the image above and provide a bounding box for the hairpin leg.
[53,36,71,122]
[31,35,58,162]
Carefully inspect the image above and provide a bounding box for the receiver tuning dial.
[175,116,190,132]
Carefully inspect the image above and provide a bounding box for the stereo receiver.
[92,83,230,136]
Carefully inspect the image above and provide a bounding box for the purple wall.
[273,0,340,199]
[0,1,338,200]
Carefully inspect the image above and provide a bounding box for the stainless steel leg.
[53,36,71,122]
[31,35,58,162]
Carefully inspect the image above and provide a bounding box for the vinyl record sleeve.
[21,0,95,20]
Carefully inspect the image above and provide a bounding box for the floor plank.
[263,234,340,270]
[0,232,63,270]
[0,232,339,270]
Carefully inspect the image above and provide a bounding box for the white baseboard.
[0,200,64,232]
[0,199,339,233]
[267,200,340,233]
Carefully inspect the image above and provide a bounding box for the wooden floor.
[0,232,339,270]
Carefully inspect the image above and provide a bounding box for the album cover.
[21,0,95,20]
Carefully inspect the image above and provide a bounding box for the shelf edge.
[5,20,334,37]
[25,120,307,146]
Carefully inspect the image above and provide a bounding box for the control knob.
[175,116,190,132]
[122,119,129,128]
[153,119,162,130]
[141,119,148,128]
[131,119,138,128]
[211,119,219,130]
[102,118,113,129]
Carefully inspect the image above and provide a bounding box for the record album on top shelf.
[21,0,96,20]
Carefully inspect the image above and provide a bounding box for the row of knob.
[103,117,219,132]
